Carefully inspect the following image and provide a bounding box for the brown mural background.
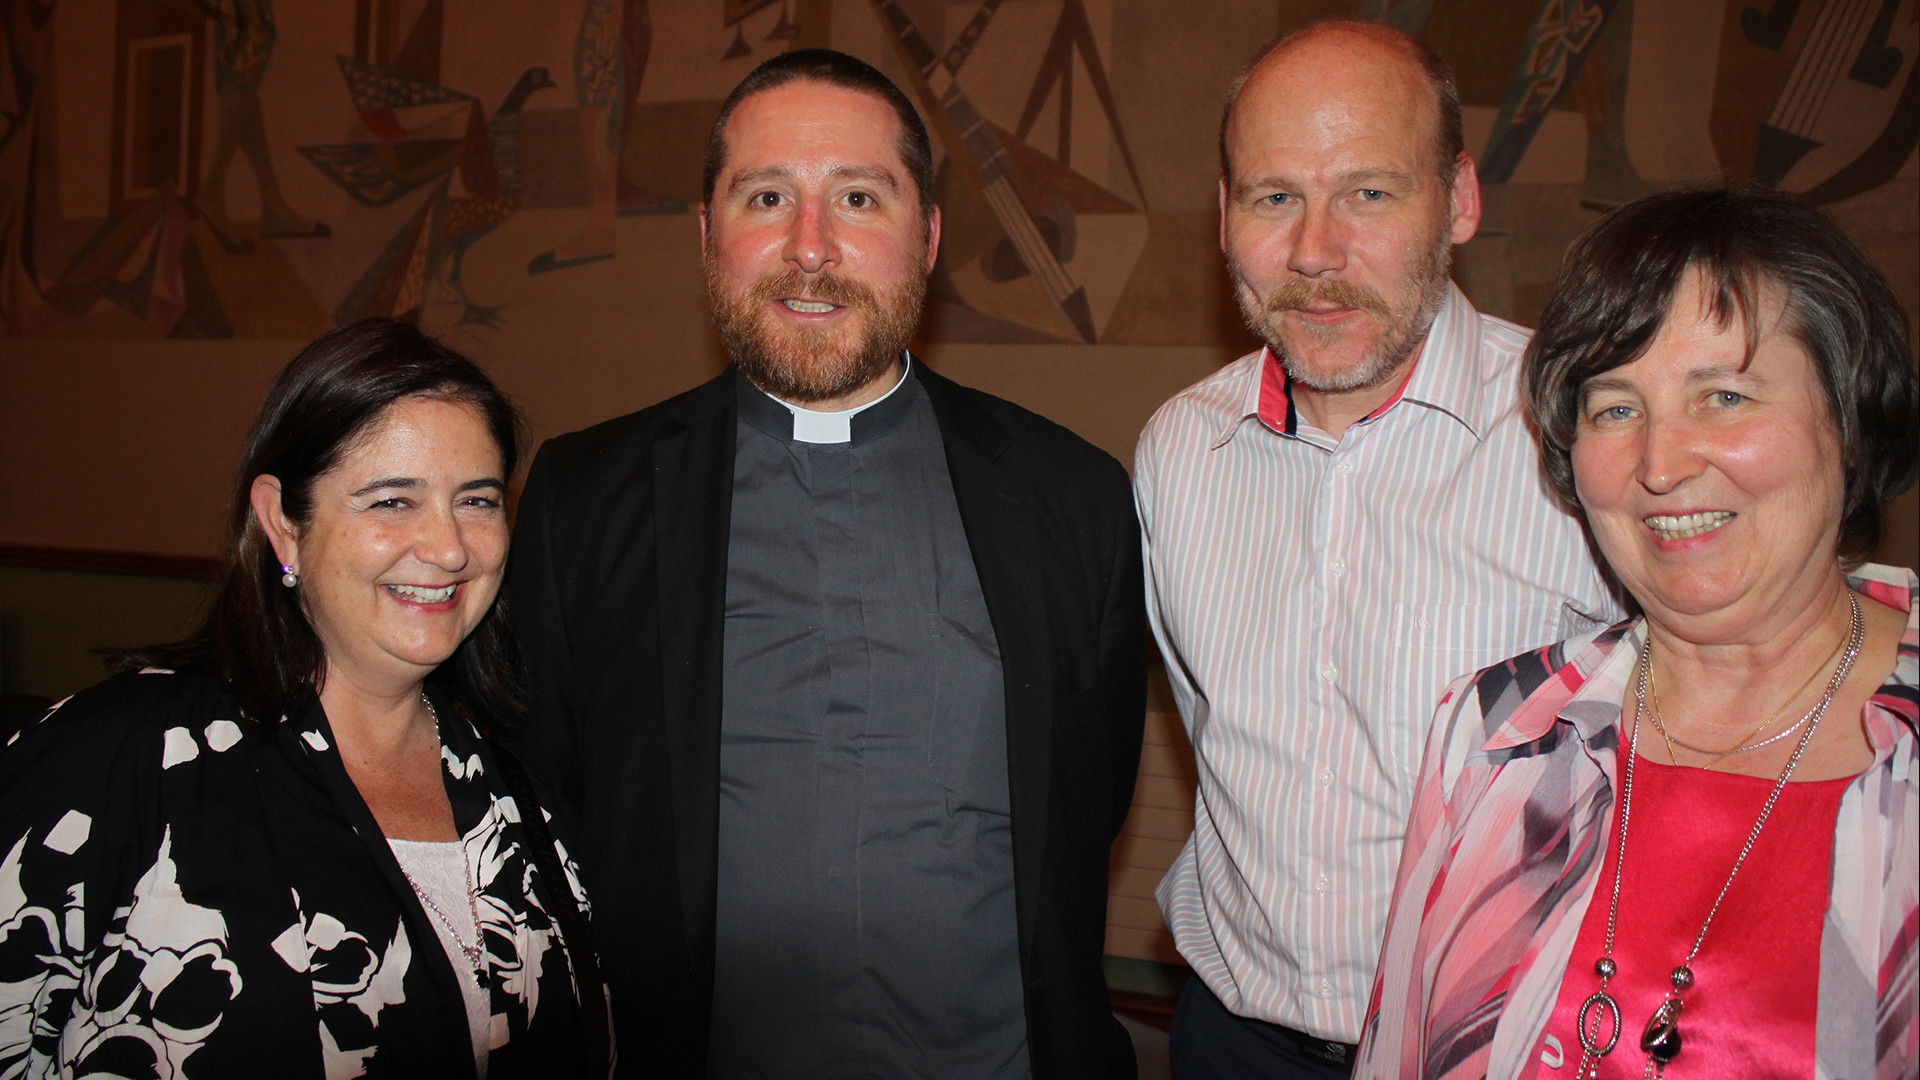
[4,0,1913,566]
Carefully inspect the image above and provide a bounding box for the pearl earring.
[281,564,299,588]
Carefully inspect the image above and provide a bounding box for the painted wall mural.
[1,0,1915,344]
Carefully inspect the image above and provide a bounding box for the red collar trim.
[1257,347,1295,435]
[1256,347,1419,436]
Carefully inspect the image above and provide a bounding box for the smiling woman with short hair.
[0,318,606,1079]
[1354,188,1919,1079]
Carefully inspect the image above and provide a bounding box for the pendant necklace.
[402,859,487,979]
[1574,590,1863,1078]
[399,694,488,983]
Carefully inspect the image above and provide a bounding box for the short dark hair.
[702,48,936,223]
[1218,21,1463,191]
[118,318,528,732]
[1523,187,1919,562]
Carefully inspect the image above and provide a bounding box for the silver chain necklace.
[1645,624,1849,766]
[1573,589,1864,1079]
[399,694,486,982]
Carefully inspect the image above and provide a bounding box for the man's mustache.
[1264,279,1391,319]
[748,268,877,311]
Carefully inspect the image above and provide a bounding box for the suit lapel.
[651,370,736,963]
[920,366,1053,960]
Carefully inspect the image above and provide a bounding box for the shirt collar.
[1482,562,1919,756]
[1217,283,1491,448]
[736,353,914,446]
[1481,620,1643,754]
[1407,283,1492,438]
[1254,343,1419,439]
[1208,352,1271,450]
[1851,562,1919,752]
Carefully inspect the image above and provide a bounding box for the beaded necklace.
[1573,590,1863,1078]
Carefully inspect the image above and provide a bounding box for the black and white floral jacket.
[0,669,604,1079]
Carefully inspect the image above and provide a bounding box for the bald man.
[1134,23,1619,1077]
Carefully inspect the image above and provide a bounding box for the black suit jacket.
[506,363,1147,1079]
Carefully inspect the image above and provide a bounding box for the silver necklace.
[1574,589,1864,1079]
[400,694,486,981]
[401,861,485,977]
[1645,626,1849,766]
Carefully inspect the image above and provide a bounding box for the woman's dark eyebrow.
[350,476,418,496]
[348,477,505,496]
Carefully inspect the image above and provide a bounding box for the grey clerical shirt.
[709,361,1030,1079]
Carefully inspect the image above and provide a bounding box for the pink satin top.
[1525,753,1849,1078]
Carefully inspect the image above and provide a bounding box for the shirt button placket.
[1304,449,1350,993]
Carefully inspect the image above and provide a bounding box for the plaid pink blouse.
[1354,563,1919,1080]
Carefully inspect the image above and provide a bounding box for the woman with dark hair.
[1354,188,1918,1078]
[0,319,606,1078]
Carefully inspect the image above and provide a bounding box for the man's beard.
[1234,225,1453,393]
[706,257,927,404]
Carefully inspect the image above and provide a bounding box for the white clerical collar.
[772,355,912,445]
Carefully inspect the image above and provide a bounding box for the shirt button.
[1321,665,1338,682]
[1318,979,1335,997]
[1314,875,1331,893]
[1328,558,1346,575]
[1317,769,1336,785]
[1337,461,1355,474]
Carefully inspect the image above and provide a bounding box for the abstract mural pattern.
[1,0,1914,341]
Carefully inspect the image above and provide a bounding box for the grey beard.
[1238,231,1453,393]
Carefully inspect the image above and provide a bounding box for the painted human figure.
[194,0,329,246]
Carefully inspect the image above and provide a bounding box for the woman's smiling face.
[1571,271,1845,641]
[277,395,509,694]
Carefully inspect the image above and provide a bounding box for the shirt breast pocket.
[1388,602,1563,764]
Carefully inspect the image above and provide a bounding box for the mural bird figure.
[301,61,558,326]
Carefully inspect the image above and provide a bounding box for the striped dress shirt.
[1135,285,1620,1043]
